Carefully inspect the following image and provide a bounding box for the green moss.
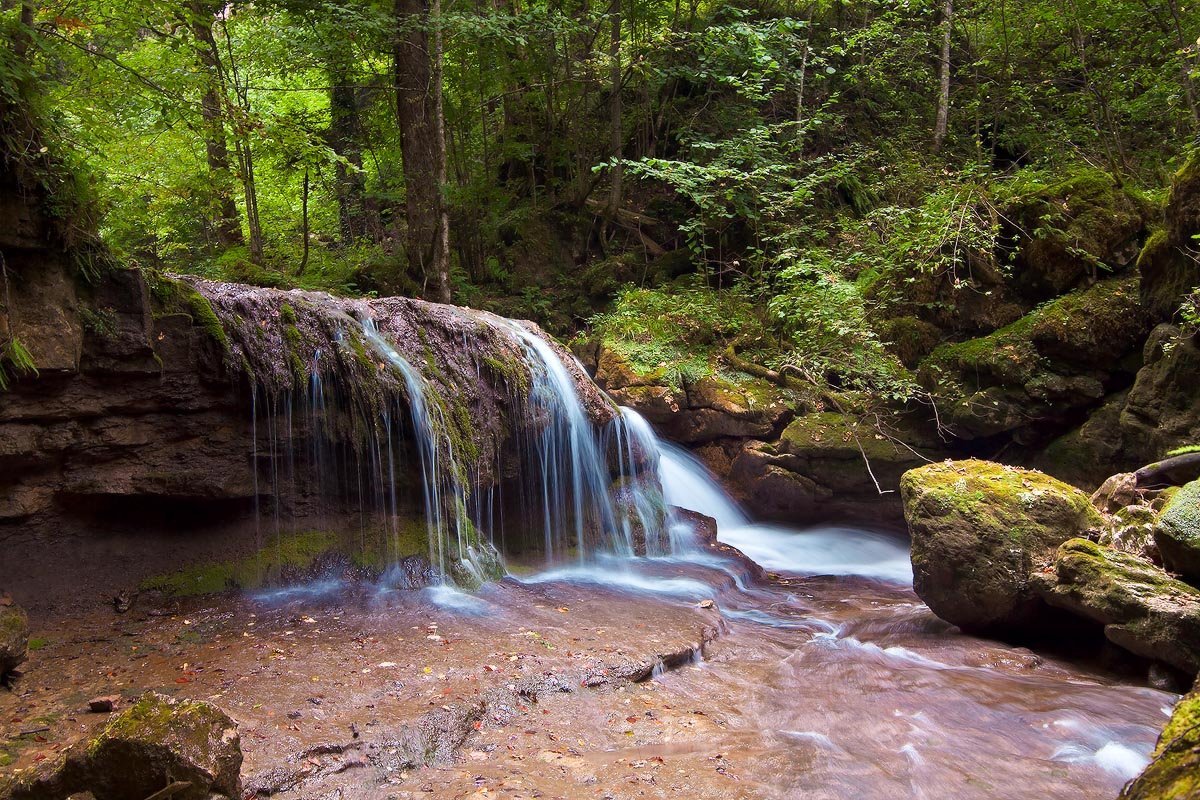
[148,275,229,350]
[90,693,227,761]
[1120,688,1200,799]
[1136,228,1169,272]
[1159,479,1200,549]
[26,636,48,651]
[901,459,1104,544]
[139,530,338,597]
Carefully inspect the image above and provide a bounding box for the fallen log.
[1134,451,1200,488]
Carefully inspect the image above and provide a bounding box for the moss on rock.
[1156,479,1200,584]
[1033,538,1200,673]
[139,530,339,597]
[901,459,1104,633]
[1120,683,1200,800]
[0,604,28,678]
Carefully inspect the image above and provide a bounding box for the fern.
[0,337,38,391]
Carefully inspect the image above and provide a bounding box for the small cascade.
[188,278,680,591]
[497,319,624,560]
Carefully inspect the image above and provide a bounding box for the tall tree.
[933,0,952,151]
[393,0,451,302]
[184,0,245,250]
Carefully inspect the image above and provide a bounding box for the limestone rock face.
[1033,538,1200,673]
[0,604,28,679]
[8,692,242,800]
[901,460,1104,633]
[1120,681,1200,800]
[1155,480,1200,584]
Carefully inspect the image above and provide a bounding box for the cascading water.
[194,279,687,591]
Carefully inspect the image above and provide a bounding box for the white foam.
[719,525,913,584]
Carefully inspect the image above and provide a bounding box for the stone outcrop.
[0,254,625,611]
[900,460,1105,633]
[918,275,1150,443]
[0,603,28,679]
[7,692,242,800]
[1032,538,1200,673]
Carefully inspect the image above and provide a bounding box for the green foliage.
[589,280,766,388]
[0,338,38,391]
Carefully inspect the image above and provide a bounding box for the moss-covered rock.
[1032,538,1200,673]
[0,604,28,679]
[8,692,242,800]
[1156,479,1200,584]
[1120,681,1200,800]
[901,459,1104,633]
[1140,155,1200,320]
[919,275,1149,440]
[1007,168,1149,300]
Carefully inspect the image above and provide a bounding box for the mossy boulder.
[1140,155,1200,320]
[8,692,242,800]
[0,604,29,679]
[901,460,1104,633]
[1007,169,1148,300]
[1156,479,1200,584]
[919,275,1149,440]
[1032,538,1200,673]
[1121,680,1200,800]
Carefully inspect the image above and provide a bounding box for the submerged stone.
[901,459,1104,634]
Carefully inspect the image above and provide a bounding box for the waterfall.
[187,279,721,591]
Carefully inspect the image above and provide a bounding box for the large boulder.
[918,275,1149,443]
[1032,538,1200,674]
[901,460,1105,633]
[9,692,243,800]
[1120,681,1200,799]
[1156,479,1200,584]
[0,604,28,679]
[1039,324,1200,486]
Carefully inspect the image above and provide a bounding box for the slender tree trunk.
[328,57,370,245]
[298,168,310,276]
[932,0,952,152]
[393,0,451,302]
[607,0,623,213]
[186,2,244,250]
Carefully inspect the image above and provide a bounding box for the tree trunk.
[393,0,451,303]
[186,2,244,250]
[932,0,952,152]
[607,0,623,213]
[298,168,310,276]
[328,57,370,245]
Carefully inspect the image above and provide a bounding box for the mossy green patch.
[148,275,229,350]
[139,530,338,597]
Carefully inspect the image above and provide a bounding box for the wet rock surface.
[1121,679,1200,800]
[901,460,1105,634]
[0,549,1172,800]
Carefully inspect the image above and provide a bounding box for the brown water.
[1,533,1176,800]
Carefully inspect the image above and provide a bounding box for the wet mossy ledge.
[186,277,618,490]
[136,516,504,599]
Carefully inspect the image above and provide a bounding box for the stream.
[483,442,1176,799]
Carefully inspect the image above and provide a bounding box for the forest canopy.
[2,0,1198,400]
